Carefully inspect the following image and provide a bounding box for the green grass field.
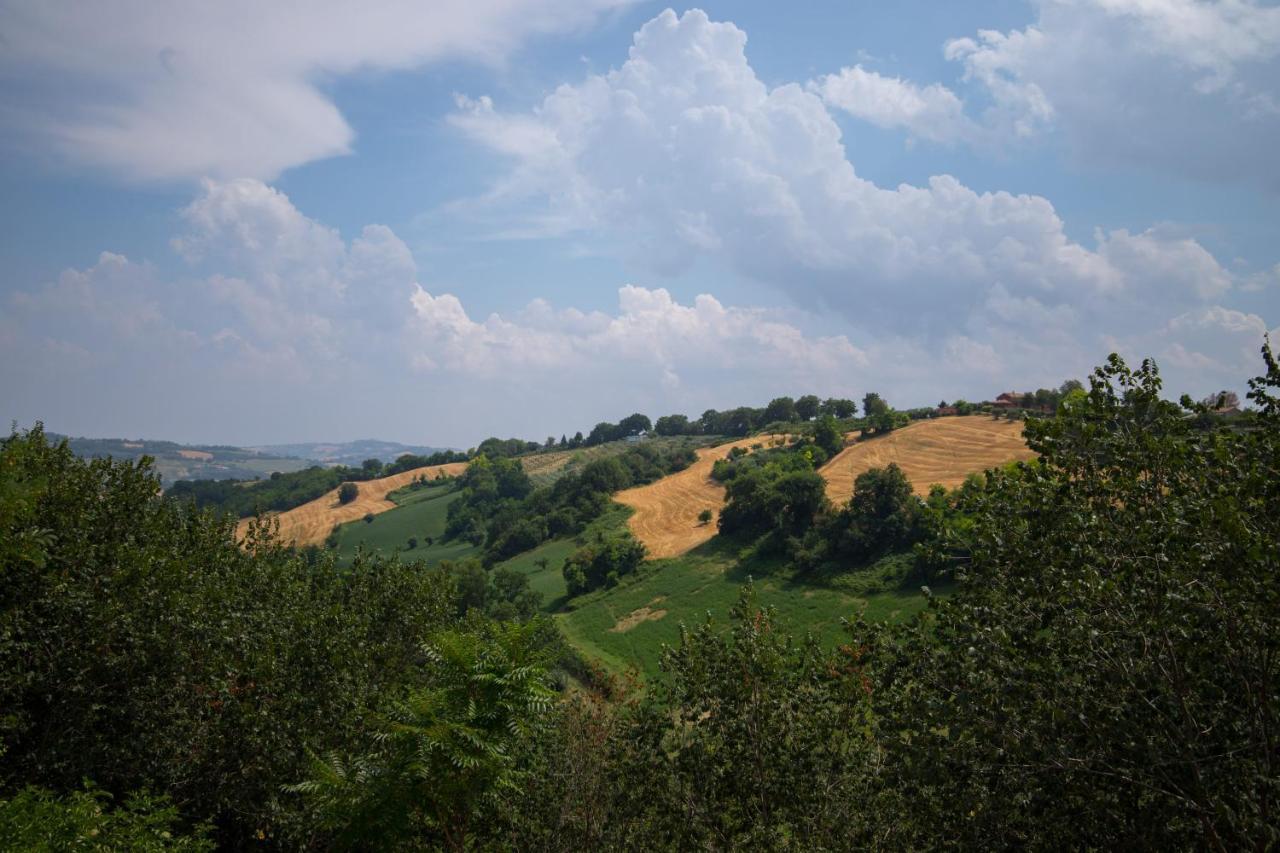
[329,476,931,683]
[555,535,934,678]
[332,480,480,565]
[492,506,633,611]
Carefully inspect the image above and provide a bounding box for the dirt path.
[819,416,1033,505]
[614,435,786,559]
[236,461,468,547]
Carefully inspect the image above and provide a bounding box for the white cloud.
[0,0,633,181]
[450,9,1249,335]
[812,65,976,144]
[407,284,869,386]
[944,0,1280,184]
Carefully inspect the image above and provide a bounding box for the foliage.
[337,481,358,504]
[717,444,829,545]
[450,442,696,564]
[508,589,876,849]
[851,350,1280,848]
[562,536,647,597]
[0,785,212,852]
[292,621,555,852]
[0,426,458,846]
[794,463,924,571]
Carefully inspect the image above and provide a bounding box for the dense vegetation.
[3,347,1276,849]
[445,442,698,564]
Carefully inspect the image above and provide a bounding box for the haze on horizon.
[1,1,1277,449]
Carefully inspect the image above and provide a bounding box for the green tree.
[763,396,798,424]
[698,508,714,525]
[337,481,359,504]
[812,415,844,457]
[795,394,821,421]
[295,622,554,852]
[855,350,1280,848]
[861,392,888,419]
[822,397,857,418]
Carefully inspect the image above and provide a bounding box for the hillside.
[50,433,312,483]
[236,460,467,546]
[819,415,1035,504]
[614,434,789,558]
[247,439,454,467]
[616,416,1031,560]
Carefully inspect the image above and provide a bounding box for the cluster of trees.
[570,396,863,445]
[561,535,647,596]
[445,443,698,564]
[583,413,652,446]
[0,425,563,848]
[5,347,1278,849]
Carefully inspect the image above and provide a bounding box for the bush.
[337,481,359,504]
[0,426,458,846]
[562,536,647,597]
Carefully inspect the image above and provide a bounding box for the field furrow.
[819,416,1033,505]
[614,435,787,559]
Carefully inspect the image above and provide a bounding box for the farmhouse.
[993,392,1023,409]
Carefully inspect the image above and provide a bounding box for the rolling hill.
[236,460,467,546]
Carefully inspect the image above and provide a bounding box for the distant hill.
[49,433,314,484]
[247,439,455,468]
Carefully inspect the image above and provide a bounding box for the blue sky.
[1,1,1277,447]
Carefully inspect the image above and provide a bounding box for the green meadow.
[332,479,480,565]
[553,534,934,678]
[329,484,932,680]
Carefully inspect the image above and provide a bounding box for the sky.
[1,0,1277,448]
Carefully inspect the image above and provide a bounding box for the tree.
[795,395,821,421]
[361,458,383,476]
[822,398,857,418]
[363,512,375,523]
[406,536,417,550]
[812,415,844,457]
[861,393,888,419]
[337,482,359,505]
[295,622,554,851]
[855,351,1280,848]
[654,414,692,436]
[763,396,798,424]
[698,509,713,525]
[585,422,619,446]
[617,413,652,437]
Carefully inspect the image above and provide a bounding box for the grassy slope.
[554,533,933,679]
[328,469,931,682]
[332,480,479,565]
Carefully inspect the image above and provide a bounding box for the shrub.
[337,482,359,504]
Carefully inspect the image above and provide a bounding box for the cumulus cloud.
[407,284,868,385]
[0,0,633,181]
[450,9,1252,333]
[907,0,1279,183]
[811,65,977,144]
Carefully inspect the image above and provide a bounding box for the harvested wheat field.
[236,461,468,547]
[820,416,1034,505]
[615,434,787,559]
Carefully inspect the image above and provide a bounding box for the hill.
[616,416,1031,560]
[614,434,789,558]
[819,415,1034,504]
[247,438,455,467]
[236,460,467,546]
[49,433,312,484]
